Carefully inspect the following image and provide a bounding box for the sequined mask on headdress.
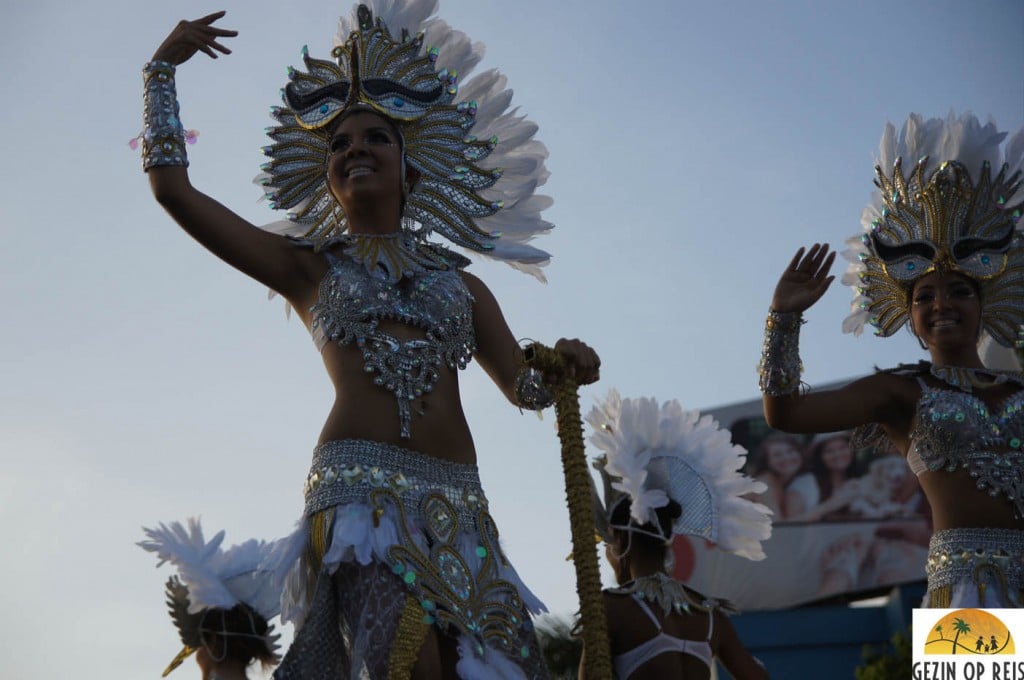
[843,112,1024,346]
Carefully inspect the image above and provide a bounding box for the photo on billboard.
[674,381,931,611]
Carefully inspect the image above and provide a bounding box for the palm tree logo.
[950,618,971,654]
[923,610,1014,655]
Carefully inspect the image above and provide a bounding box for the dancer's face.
[910,271,982,352]
[326,110,406,214]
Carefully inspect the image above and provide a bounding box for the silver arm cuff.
[757,310,803,396]
[141,60,188,170]
[514,365,554,411]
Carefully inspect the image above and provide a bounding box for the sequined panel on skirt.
[925,527,1024,608]
[287,439,548,677]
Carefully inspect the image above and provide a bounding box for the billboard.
[673,381,931,611]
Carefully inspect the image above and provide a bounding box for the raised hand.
[152,11,237,65]
[771,243,836,314]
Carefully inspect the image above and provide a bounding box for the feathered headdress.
[138,518,281,676]
[257,0,553,280]
[842,112,1024,346]
[586,390,772,561]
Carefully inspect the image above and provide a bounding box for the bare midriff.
[314,318,478,465]
[919,469,1024,531]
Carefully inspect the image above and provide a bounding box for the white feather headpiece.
[139,518,282,675]
[586,390,773,561]
[842,111,1024,346]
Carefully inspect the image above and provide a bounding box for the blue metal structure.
[716,582,923,679]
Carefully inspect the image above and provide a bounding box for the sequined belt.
[926,528,1024,598]
[302,439,488,519]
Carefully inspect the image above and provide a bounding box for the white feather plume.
[587,389,773,561]
[139,518,281,620]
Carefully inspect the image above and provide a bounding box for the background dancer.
[579,391,771,679]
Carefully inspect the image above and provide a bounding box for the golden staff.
[524,342,611,679]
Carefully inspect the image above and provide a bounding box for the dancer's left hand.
[554,338,601,385]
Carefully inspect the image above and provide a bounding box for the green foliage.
[536,613,583,679]
[855,628,912,680]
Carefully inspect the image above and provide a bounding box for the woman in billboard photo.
[757,112,1024,608]
[745,432,807,520]
[785,431,864,522]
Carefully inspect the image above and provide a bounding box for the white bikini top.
[613,595,714,679]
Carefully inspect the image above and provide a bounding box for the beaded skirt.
[268,439,549,679]
[924,527,1024,608]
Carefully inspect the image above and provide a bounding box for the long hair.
[807,432,861,502]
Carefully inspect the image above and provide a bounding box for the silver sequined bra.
[911,384,1024,516]
[310,241,476,439]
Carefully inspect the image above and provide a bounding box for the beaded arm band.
[141,60,188,170]
[514,365,555,411]
[757,310,804,396]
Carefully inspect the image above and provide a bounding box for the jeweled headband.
[842,112,1024,346]
[258,0,553,280]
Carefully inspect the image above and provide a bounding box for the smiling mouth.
[931,319,959,328]
[346,166,374,178]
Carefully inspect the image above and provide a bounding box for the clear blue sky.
[1,0,1021,677]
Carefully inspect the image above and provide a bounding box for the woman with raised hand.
[139,2,598,677]
[758,112,1024,608]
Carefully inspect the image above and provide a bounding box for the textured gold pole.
[388,595,431,679]
[524,343,611,680]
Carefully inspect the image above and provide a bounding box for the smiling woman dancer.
[139,1,599,677]
[758,112,1024,608]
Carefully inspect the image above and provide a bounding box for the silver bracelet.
[757,310,803,396]
[141,60,188,169]
[514,365,554,410]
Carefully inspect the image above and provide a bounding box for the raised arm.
[142,12,320,302]
[461,271,600,406]
[758,244,912,436]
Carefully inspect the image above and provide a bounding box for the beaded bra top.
[910,374,1024,517]
[309,233,476,438]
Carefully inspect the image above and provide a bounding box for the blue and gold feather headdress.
[258,0,553,280]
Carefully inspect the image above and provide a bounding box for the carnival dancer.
[578,390,772,679]
[138,519,282,679]
[139,2,599,677]
[759,112,1024,607]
